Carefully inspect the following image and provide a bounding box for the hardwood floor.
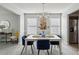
[0,40,78,55]
[61,40,78,55]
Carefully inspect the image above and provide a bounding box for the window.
[24,14,61,36]
[49,17,60,35]
[26,18,37,35]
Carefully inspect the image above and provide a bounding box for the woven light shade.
[39,16,47,30]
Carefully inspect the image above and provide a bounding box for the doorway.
[69,10,79,44]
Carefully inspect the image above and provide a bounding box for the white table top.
[25,35,61,41]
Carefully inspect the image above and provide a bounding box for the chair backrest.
[15,32,19,38]
[22,35,33,46]
[57,35,61,38]
[22,35,27,46]
[37,40,50,50]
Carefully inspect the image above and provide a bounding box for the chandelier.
[40,3,47,30]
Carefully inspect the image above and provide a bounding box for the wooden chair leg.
[47,50,49,55]
[31,45,34,54]
[10,39,12,42]
[38,50,40,55]
[17,38,18,43]
[10,39,14,44]
[21,46,25,55]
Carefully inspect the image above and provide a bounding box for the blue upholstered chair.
[50,35,61,54]
[21,35,34,55]
[37,40,50,55]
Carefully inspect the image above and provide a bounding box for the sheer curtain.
[25,17,38,35]
[24,13,61,36]
[49,15,61,35]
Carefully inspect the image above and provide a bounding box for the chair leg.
[21,46,25,55]
[38,50,40,55]
[17,38,18,43]
[31,45,34,54]
[33,43,35,49]
[47,50,49,55]
[10,39,13,43]
[58,45,62,55]
[51,45,52,54]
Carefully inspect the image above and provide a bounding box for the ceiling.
[0,5,16,14]
[1,3,76,13]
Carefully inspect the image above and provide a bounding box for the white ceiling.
[2,3,75,13]
[0,3,77,14]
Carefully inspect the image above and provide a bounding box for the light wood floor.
[0,40,78,55]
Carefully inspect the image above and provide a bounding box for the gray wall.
[0,6,20,34]
[0,6,20,41]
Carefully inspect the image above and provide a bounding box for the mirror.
[0,20,10,30]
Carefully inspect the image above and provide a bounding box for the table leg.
[59,40,62,55]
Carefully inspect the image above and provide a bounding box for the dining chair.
[37,40,50,55]
[21,35,34,55]
[50,35,61,54]
[10,32,19,43]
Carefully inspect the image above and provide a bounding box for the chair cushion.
[10,36,17,40]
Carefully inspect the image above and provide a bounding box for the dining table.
[25,34,62,54]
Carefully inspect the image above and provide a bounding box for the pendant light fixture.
[40,3,47,30]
